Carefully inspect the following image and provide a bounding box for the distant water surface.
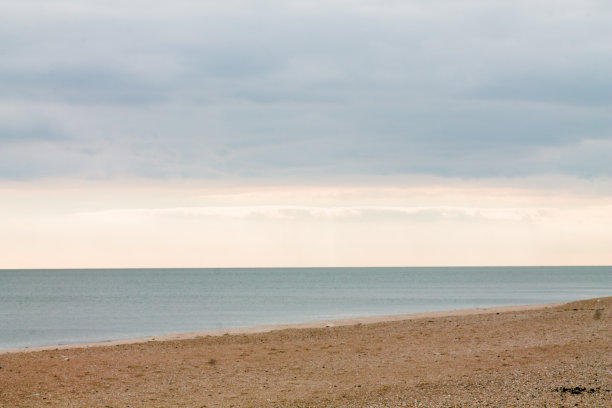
[0,266,610,349]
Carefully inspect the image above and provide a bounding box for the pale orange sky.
[2,178,611,268]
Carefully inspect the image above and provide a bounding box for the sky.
[1,0,611,268]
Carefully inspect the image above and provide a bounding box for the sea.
[0,266,610,350]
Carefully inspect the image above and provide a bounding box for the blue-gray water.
[0,266,610,350]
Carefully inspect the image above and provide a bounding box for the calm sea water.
[0,266,610,350]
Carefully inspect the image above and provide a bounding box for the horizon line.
[1,265,610,271]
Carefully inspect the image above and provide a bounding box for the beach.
[1,297,609,407]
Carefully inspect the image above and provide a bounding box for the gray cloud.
[0,0,610,181]
[474,72,612,106]
[0,69,168,105]
[0,122,67,144]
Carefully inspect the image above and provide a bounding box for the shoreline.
[1,301,563,354]
[2,296,608,407]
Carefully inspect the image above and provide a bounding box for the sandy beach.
[1,297,609,407]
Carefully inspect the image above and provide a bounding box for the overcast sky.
[1,1,611,267]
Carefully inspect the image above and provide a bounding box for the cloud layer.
[76,205,555,224]
[1,0,611,181]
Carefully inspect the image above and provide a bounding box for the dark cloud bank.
[1,1,610,181]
